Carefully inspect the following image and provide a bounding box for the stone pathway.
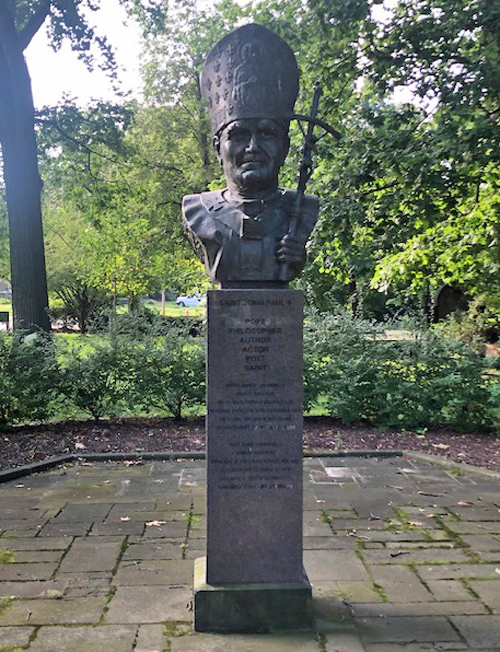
[0,455,499,651]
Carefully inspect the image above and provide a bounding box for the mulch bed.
[1,416,499,474]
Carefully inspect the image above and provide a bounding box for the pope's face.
[216,118,289,195]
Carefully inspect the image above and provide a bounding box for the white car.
[175,294,205,307]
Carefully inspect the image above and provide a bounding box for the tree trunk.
[129,294,140,312]
[0,10,50,332]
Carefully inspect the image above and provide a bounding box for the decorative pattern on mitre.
[201,23,300,135]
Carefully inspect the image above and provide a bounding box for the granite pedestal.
[194,289,311,632]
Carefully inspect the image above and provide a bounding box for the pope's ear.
[213,135,222,165]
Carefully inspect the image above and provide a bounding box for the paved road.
[0,455,499,651]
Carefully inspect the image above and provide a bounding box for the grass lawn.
[143,299,206,318]
[0,298,205,322]
[0,299,11,313]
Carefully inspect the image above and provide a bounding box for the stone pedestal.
[194,289,311,632]
[194,557,312,633]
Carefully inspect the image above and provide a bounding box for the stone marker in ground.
[182,22,335,634]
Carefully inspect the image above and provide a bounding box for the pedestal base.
[193,557,312,633]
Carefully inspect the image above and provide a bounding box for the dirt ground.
[1,416,499,474]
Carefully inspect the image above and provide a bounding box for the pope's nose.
[244,133,260,152]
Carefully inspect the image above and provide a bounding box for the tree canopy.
[2,0,499,327]
[0,0,165,330]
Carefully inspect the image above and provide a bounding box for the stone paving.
[0,454,499,651]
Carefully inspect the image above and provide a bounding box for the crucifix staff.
[278,85,341,281]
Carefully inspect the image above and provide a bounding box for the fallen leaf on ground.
[146,520,166,527]
[42,589,64,600]
[431,443,450,450]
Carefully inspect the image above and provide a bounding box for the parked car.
[175,294,206,307]
[0,279,12,299]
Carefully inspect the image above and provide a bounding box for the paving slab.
[107,503,157,515]
[365,645,469,651]
[313,580,384,603]
[169,632,321,651]
[304,550,370,582]
[64,576,112,598]
[440,520,500,535]
[122,541,185,560]
[360,547,469,564]
[1,454,500,651]
[467,579,500,612]
[416,564,500,581]
[38,522,90,537]
[450,615,500,648]
[426,579,476,602]
[0,625,34,647]
[324,631,367,651]
[135,623,166,652]
[0,579,69,599]
[377,580,433,603]
[304,536,357,550]
[57,540,123,573]
[355,615,461,644]
[368,564,421,584]
[473,550,500,562]
[29,624,137,652]
[0,563,58,581]
[105,585,192,623]
[0,518,48,531]
[12,549,63,563]
[352,601,487,617]
[142,521,188,539]
[106,508,189,522]
[459,534,500,550]
[0,596,106,626]
[0,536,72,551]
[353,530,437,543]
[448,507,500,521]
[52,503,113,522]
[89,521,145,536]
[113,559,193,586]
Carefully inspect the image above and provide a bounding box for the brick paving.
[0,455,499,651]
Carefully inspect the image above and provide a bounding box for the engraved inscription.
[206,289,305,584]
[207,290,302,492]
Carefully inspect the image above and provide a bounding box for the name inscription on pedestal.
[207,290,304,584]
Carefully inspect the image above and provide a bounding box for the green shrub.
[434,295,500,353]
[58,333,137,421]
[0,332,59,427]
[304,310,497,431]
[0,308,497,432]
[88,308,204,339]
[133,327,206,419]
[304,311,386,422]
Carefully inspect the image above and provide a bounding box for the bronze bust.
[182,24,319,287]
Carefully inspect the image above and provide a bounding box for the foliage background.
[0,315,497,431]
[0,0,499,330]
